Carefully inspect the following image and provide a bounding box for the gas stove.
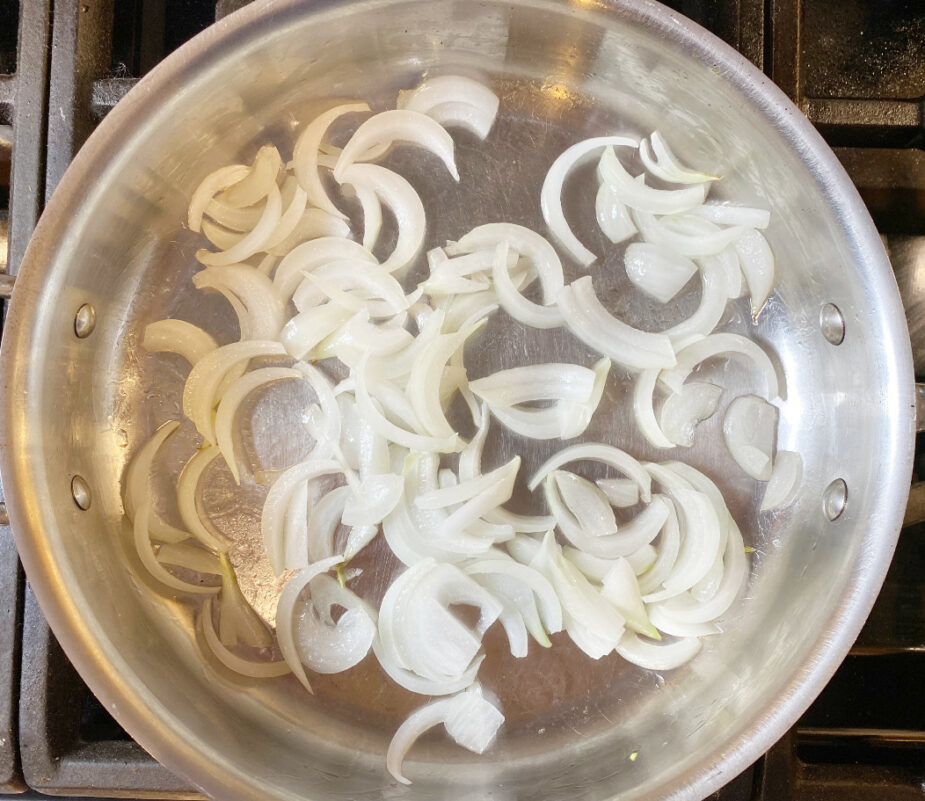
[0,1,922,798]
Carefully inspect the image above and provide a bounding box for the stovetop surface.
[0,1,922,799]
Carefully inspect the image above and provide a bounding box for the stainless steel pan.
[0,1,915,799]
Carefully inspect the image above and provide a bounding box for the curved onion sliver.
[760,450,802,511]
[598,145,706,215]
[188,164,250,232]
[638,132,718,185]
[176,444,229,552]
[142,319,217,366]
[200,598,290,678]
[397,75,500,139]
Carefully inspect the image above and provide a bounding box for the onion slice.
[541,135,637,266]
[659,381,722,447]
[624,243,698,304]
[200,598,290,678]
[334,109,459,182]
[142,319,217,366]
[734,229,775,318]
[598,145,707,215]
[760,450,802,511]
[722,394,778,480]
[638,132,718,185]
[176,444,229,552]
[529,442,651,501]
[615,631,701,670]
[188,164,250,232]
[595,182,637,244]
[397,75,500,139]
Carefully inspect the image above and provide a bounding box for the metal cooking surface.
[0,0,922,799]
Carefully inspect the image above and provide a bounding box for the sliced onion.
[598,145,707,215]
[436,457,519,536]
[397,75,500,140]
[530,531,625,659]
[343,473,404,526]
[615,631,701,670]
[600,558,658,638]
[702,245,745,299]
[541,135,638,266]
[386,684,503,785]
[122,421,185,537]
[197,183,282,266]
[132,501,219,595]
[722,394,778,480]
[267,209,352,257]
[273,237,377,304]
[734,228,775,318]
[416,457,519,511]
[692,202,770,229]
[338,163,426,273]
[528,442,651,502]
[263,183,309,252]
[220,145,281,208]
[183,340,287,444]
[293,102,370,219]
[558,276,676,371]
[334,109,459,182]
[274,555,344,691]
[647,605,719,638]
[142,319,217,365]
[595,182,637,244]
[638,132,718,185]
[261,461,343,576]
[595,478,640,509]
[296,261,411,317]
[156,542,221,575]
[660,332,781,401]
[193,265,287,341]
[624,243,698,304]
[344,182,382,251]
[632,369,675,449]
[659,381,722,447]
[661,259,729,344]
[293,361,342,457]
[279,303,352,360]
[176,445,229,552]
[214,366,302,484]
[552,471,617,537]
[469,362,599,407]
[633,209,745,258]
[200,598,290,678]
[188,164,250,232]
[300,485,348,565]
[760,450,802,511]
[637,499,680,595]
[489,241,562,329]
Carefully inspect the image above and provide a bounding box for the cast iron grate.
[5,0,924,798]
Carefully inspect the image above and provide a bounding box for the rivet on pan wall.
[823,478,847,521]
[819,303,845,345]
[71,475,92,510]
[74,303,97,338]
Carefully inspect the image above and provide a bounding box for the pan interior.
[11,1,908,800]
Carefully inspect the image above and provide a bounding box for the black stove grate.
[2,0,924,798]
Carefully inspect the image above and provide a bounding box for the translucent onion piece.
[692,202,770,229]
[595,478,640,509]
[338,163,426,273]
[334,109,459,182]
[176,445,228,552]
[274,555,343,692]
[188,164,250,232]
[601,558,658,638]
[280,303,352,360]
[336,309,413,357]
[553,471,617,537]
[406,322,484,439]
[531,531,625,659]
[293,102,370,219]
[220,145,281,208]
[349,183,382,251]
[541,135,638,266]
[416,457,520,511]
[261,461,343,576]
[451,223,564,304]
[633,209,745,258]
[142,319,217,366]
[297,261,411,317]
[490,241,563,329]
[723,394,778,480]
[660,332,781,401]
[155,542,222,575]
[760,450,803,511]
[344,523,379,561]
[638,132,718,185]
[528,442,651,502]
[200,598,290,678]
[132,501,218,595]
[204,195,264,232]
[214,366,301,484]
[615,631,701,670]
[624,243,698,304]
[703,246,745,299]
[469,362,600,408]
[193,265,287,342]
[436,457,519,537]
[661,259,729,344]
[734,228,775,317]
[217,554,274,648]
[598,145,707,215]
[263,184,309,252]
[646,606,719,638]
[273,237,377,304]
[387,684,503,785]
[595,182,637,244]
[267,209,352,257]
[356,356,461,453]
[632,369,675,449]
[659,381,722,447]
[488,405,573,440]
[637,499,681,595]
[293,361,342,458]
[122,421,186,543]
[342,474,404,526]
[558,276,676,371]
[197,183,282,266]
[397,75,500,139]
[183,340,287,444]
